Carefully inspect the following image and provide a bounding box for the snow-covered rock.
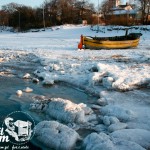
[92,124,107,132]
[108,122,127,132]
[43,77,54,85]
[91,104,101,109]
[34,121,80,150]
[90,72,108,86]
[30,102,48,112]
[30,97,94,124]
[112,78,131,91]
[46,98,87,124]
[83,132,113,150]
[97,98,108,106]
[100,105,136,122]
[111,129,150,149]
[78,103,93,115]
[103,116,120,126]
[32,78,39,83]
[83,132,145,150]
[85,114,97,122]
[102,77,114,89]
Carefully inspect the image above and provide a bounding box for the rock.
[34,121,80,150]
[43,78,54,85]
[32,78,39,83]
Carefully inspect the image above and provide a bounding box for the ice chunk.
[83,132,145,150]
[108,122,127,132]
[91,104,101,109]
[90,72,108,85]
[83,132,113,150]
[112,78,130,91]
[85,114,97,122]
[46,98,86,124]
[103,116,120,126]
[16,90,23,96]
[78,103,93,115]
[111,129,150,149]
[34,121,79,150]
[102,77,114,89]
[97,98,108,106]
[92,124,107,132]
[100,105,136,121]
[23,73,31,79]
[23,87,33,93]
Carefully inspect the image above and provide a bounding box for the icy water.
[0,76,97,149]
[0,76,96,121]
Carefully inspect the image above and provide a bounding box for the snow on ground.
[0,24,150,149]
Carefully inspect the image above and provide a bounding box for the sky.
[0,0,100,9]
[0,0,45,8]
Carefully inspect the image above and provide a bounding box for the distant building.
[106,2,139,25]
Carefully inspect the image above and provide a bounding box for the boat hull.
[83,36,140,49]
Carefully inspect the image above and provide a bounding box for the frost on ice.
[111,129,150,149]
[34,121,80,150]
[30,97,94,124]
[91,62,150,91]
[83,132,145,150]
[100,104,136,121]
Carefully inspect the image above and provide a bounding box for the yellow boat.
[78,33,142,50]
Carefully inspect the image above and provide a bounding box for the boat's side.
[83,36,140,49]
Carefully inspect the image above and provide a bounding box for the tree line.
[0,0,149,30]
[0,0,95,31]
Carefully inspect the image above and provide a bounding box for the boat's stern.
[78,35,84,49]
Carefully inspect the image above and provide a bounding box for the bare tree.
[140,0,150,24]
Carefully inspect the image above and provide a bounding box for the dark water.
[0,76,97,150]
